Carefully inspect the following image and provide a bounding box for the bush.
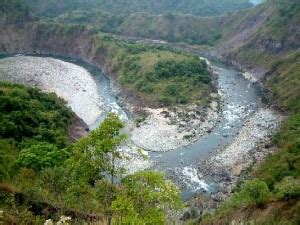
[17,143,69,171]
[274,176,300,200]
[176,95,188,104]
[240,179,271,205]
[159,95,172,106]
[135,80,154,93]
[222,179,271,210]
[164,84,180,95]
[0,82,73,147]
[154,58,209,81]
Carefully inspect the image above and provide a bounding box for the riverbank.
[131,100,219,152]
[0,54,220,152]
[199,108,282,203]
[0,56,104,128]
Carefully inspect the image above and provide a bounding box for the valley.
[0,0,299,224]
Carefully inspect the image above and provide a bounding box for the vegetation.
[0,0,34,24]
[202,113,300,224]
[0,82,73,147]
[53,10,221,45]
[105,41,212,106]
[266,51,300,113]
[23,0,253,17]
[0,82,183,223]
[229,0,300,68]
[1,0,299,224]
[201,49,300,225]
[25,21,213,107]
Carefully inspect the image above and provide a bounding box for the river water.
[0,54,262,200]
[151,63,263,199]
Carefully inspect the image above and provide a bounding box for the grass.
[267,51,300,113]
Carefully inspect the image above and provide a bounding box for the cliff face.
[0,23,108,71]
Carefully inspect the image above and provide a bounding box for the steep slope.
[217,0,300,70]
[197,2,300,223]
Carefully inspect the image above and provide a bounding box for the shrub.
[164,84,180,95]
[274,176,300,200]
[135,80,153,93]
[0,82,73,147]
[17,143,69,171]
[239,179,271,206]
[221,179,271,210]
[154,58,209,81]
[159,95,172,106]
[177,95,188,104]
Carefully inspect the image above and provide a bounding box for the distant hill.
[0,0,34,24]
[22,0,253,17]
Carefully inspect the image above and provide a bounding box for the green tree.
[112,171,183,224]
[66,113,126,224]
[17,143,69,171]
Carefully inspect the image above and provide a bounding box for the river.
[0,53,264,200]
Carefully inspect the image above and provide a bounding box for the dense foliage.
[0,83,183,223]
[0,0,34,24]
[23,0,253,17]
[106,42,212,106]
[0,82,72,147]
[53,10,222,45]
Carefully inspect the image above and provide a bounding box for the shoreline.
[195,108,282,206]
[0,56,105,128]
[130,100,220,152]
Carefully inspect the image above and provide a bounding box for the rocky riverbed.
[0,55,220,153]
[131,101,219,152]
[0,56,104,128]
[198,108,282,202]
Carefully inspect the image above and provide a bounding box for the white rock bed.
[131,101,219,152]
[0,56,103,128]
[242,71,259,83]
[213,108,282,175]
[0,56,151,171]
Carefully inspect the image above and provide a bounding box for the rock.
[161,110,170,118]
[180,210,192,220]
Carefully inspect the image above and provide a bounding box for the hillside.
[0,0,35,24]
[198,2,300,223]
[54,10,221,45]
[23,0,253,17]
[0,22,213,108]
[219,0,300,70]
[0,82,183,223]
[49,0,299,53]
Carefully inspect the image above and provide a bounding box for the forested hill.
[23,0,253,17]
[0,0,35,24]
